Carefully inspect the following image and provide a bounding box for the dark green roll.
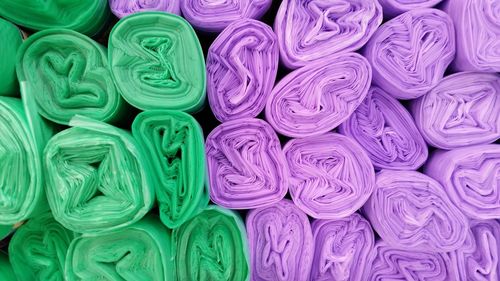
[0,252,16,281]
[0,18,23,96]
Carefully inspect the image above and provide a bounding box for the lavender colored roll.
[444,0,500,72]
[180,0,271,32]
[378,0,443,18]
[412,72,500,150]
[340,86,428,170]
[310,213,375,281]
[425,145,500,220]
[205,118,288,209]
[109,0,180,18]
[247,199,313,281]
[274,0,382,69]
[207,19,278,122]
[364,8,455,100]
[266,52,371,138]
[364,170,469,252]
[283,133,375,219]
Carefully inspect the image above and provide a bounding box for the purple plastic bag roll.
[310,213,375,281]
[206,118,288,209]
[412,72,500,150]
[247,199,313,281]
[283,133,375,219]
[109,0,180,18]
[378,0,443,18]
[180,0,271,32]
[364,8,455,100]
[340,86,428,170]
[207,19,278,122]
[266,52,371,138]
[425,145,500,220]
[444,0,500,72]
[274,0,382,69]
[364,170,468,252]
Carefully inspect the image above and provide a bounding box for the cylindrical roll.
[174,206,249,281]
[266,52,371,138]
[412,72,500,149]
[364,170,468,252]
[247,199,313,281]
[206,118,288,209]
[132,110,208,229]
[0,18,22,96]
[378,0,443,18]
[283,133,375,219]
[207,19,278,122]
[9,212,74,281]
[180,0,271,32]
[0,253,16,281]
[108,12,206,112]
[0,0,109,36]
[17,29,125,125]
[310,213,375,281]
[65,216,174,281]
[364,8,455,100]
[109,0,180,18]
[274,0,382,69]
[425,145,500,220]
[44,116,154,233]
[444,0,500,72]
[340,86,428,170]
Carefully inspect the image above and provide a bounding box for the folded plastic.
[0,18,22,96]
[283,133,375,219]
[412,72,500,150]
[266,52,371,138]
[173,206,249,281]
[425,145,500,220]
[0,253,16,281]
[364,8,455,99]
[206,118,288,209]
[310,213,375,281]
[364,170,468,252]
[109,0,180,18]
[378,0,443,18]
[132,110,208,229]
[108,12,206,112]
[340,86,428,170]
[207,19,278,122]
[247,199,313,281]
[274,0,382,69]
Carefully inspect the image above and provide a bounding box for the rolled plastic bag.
[412,72,500,150]
[132,110,208,229]
[364,8,455,100]
[378,0,443,18]
[9,212,74,281]
[266,52,371,138]
[65,215,174,281]
[0,18,23,96]
[180,0,271,32]
[173,205,249,281]
[274,0,382,69]
[0,253,16,281]
[310,213,375,281]
[108,12,206,112]
[43,116,154,233]
[207,19,278,122]
[364,170,469,252]
[340,86,428,170]
[17,29,125,125]
[283,133,375,219]
[425,145,500,220]
[109,0,181,18]
[246,199,313,281]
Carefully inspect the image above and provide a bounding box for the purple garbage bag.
[109,0,180,18]
[378,0,443,18]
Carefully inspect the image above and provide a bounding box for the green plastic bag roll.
[0,252,16,281]
[108,12,206,112]
[17,29,125,125]
[0,0,109,36]
[174,206,249,281]
[43,116,154,234]
[65,215,174,281]
[0,18,23,96]
[9,212,75,281]
[132,110,208,229]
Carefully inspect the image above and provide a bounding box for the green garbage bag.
[0,18,23,96]
[0,252,16,281]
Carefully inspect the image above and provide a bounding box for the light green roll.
[0,18,23,96]
[65,215,174,281]
[0,252,16,281]
[44,116,154,233]
[108,12,206,112]
[9,212,75,281]
[17,29,125,125]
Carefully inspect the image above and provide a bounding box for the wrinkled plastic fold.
[0,18,22,96]
[378,0,443,18]
[109,0,180,18]
[0,253,16,281]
